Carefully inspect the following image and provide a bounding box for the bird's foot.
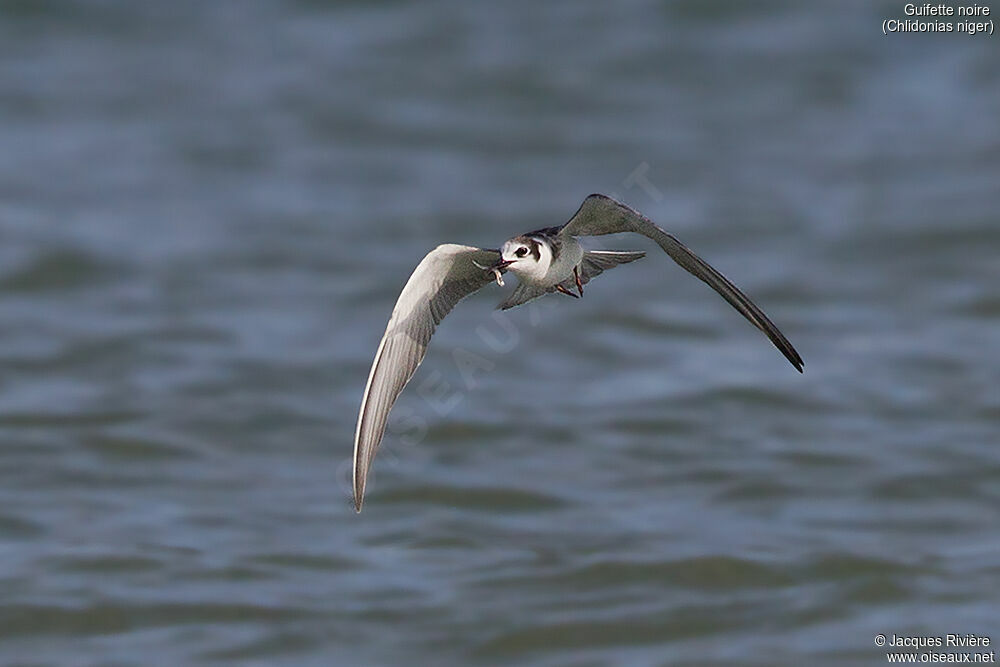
[574,266,584,296]
[555,284,580,298]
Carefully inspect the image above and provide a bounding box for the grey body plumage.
[351,194,803,511]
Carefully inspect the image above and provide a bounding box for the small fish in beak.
[473,257,513,287]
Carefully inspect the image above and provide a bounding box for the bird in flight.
[352,194,803,511]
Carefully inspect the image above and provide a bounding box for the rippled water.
[1,2,998,665]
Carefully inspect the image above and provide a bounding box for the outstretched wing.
[497,282,551,310]
[561,194,803,372]
[353,244,501,511]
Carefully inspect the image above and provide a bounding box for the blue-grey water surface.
[1,1,998,665]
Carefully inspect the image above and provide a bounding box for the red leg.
[574,266,584,296]
[555,284,580,298]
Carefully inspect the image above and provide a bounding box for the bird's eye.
[515,247,528,257]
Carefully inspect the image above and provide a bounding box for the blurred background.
[1,1,998,665]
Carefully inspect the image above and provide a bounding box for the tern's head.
[498,236,551,282]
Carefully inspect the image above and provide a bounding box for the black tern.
[352,194,803,511]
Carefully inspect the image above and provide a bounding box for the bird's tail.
[578,250,646,285]
[497,250,645,311]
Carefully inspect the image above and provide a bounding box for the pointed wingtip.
[353,474,365,513]
[775,339,804,374]
[353,491,364,513]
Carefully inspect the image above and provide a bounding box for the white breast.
[505,235,584,287]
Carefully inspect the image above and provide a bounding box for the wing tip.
[353,462,366,513]
[353,476,365,512]
[785,349,805,373]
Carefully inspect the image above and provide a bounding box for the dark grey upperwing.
[560,194,803,372]
[353,245,501,511]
